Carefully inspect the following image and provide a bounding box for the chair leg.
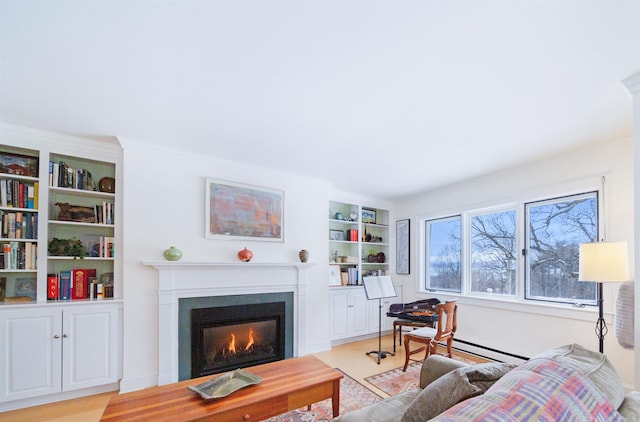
[403,335,411,371]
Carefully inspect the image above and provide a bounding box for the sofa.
[336,344,640,421]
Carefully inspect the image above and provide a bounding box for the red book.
[71,269,96,299]
[47,274,59,300]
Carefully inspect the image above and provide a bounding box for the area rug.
[365,354,483,396]
[262,369,382,422]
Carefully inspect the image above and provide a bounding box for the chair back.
[434,300,457,342]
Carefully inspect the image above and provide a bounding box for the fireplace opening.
[191,301,285,377]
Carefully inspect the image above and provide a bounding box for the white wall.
[393,138,635,388]
[118,140,333,392]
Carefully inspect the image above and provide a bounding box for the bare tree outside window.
[470,210,517,295]
[525,192,598,303]
[425,216,461,292]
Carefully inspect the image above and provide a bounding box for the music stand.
[363,275,397,364]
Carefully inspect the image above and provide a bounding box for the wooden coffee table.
[100,355,343,421]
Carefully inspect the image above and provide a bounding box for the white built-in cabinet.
[329,285,402,342]
[0,123,123,410]
[0,302,121,404]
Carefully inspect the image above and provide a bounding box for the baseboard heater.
[452,338,529,363]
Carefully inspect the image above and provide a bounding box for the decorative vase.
[238,247,253,262]
[376,252,386,263]
[98,177,116,193]
[163,246,182,261]
[298,249,309,263]
[368,254,377,263]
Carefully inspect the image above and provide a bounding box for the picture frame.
[396,219,410,274]
[0,152,39,178]
[205,178,284,242]
[330,229,344,241]
[329,264,342,286]
[362,208,377,224]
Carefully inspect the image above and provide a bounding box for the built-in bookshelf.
[47,153,116,300]
[328,200,390,286]
[0,146,40,302]
[0,126,122,304]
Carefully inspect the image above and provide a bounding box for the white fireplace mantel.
[143,261,315,385]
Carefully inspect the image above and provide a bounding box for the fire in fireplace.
[191,302,285,377]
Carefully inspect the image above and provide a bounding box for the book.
[71,268,96,299]
[0,276,5,301]
[47,273,59,300]
[362,275,397,300]
[59,270,72,300]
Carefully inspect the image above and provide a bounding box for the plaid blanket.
[431,357,623,421]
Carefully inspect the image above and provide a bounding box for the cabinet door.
[329,290,350,340]
[0,308,62,402]
[350,290,369,336]
[62,304,119,391]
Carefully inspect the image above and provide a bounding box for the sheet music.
[363,275,397,299]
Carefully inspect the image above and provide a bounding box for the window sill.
[416,291,603,323]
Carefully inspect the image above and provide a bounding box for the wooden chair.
[402,300,458,371]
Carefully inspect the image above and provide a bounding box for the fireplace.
[191,302,286,377]
[143,261,312,386]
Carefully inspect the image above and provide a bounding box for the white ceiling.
[1,1,639,200]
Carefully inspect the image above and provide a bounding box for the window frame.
[524,191,599,305]
[420,183,603,307]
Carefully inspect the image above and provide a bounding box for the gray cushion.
[400,362,516,422]
[531,343,625,409]
[334,389,420,422]
[618,391,640,420]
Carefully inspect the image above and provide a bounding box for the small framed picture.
[329,264,342,286]
[0,152,39,178]
[330,229,344,241]
[362,208,377,224]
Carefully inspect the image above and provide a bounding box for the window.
[425,216,461,292]
[422,190,600,305]
[525,192,598,304]
[470,210,517,295]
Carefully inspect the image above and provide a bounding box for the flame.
[228,333,236,354]
[245,328,255,350]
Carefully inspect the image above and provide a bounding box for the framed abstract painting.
[205,178,284,242]
[396,219,410,274]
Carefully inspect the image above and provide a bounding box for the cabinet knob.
[63,334,68,338]
[243,415,250,421]
[348,305,354,308]
[53,335,60,339]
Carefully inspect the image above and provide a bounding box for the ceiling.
[1,1,639,200]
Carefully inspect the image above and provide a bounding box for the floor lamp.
[578,241,630,353]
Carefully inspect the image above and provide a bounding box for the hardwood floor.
[0,335,484,422]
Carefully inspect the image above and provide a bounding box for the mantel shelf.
[142,261,316,270]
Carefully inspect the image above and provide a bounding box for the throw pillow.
[531,343,625,409]
[400,362,516,422]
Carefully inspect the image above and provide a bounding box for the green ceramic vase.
[163,246,183,261]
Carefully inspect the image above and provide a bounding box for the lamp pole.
[595,282,607,353]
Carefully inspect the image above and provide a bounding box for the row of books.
[1,241,37,270]
[47,269,114,300]
[95,202,114,225]
[0,179,38,209]
[340,267,359,285]
[49,161,96,191]
[0,211,38,239]
[84,235,115,258]
[345,229,359,242]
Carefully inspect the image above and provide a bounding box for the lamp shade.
[578,241,630,283]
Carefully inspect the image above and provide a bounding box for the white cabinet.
[330,285,401,342]
[329,287,369,341]
[0,303,121,404]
